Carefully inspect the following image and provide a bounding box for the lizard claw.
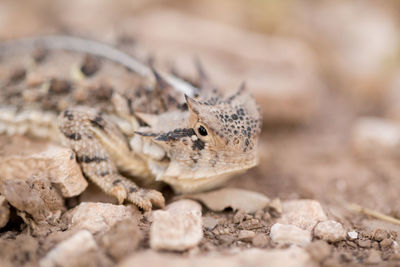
[126,188,165,211]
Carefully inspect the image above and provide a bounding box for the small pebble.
[216,234,235,245]
[357,239,372,248]
[233,210,246,224]
[39,230,97,267]
[150,200,203,251]
[306,240,331,263]
[238,218,262,230]
[238,230,255,242]
[270,223,311,246]
[313,220,346,242]
[252,234,269,248]
[268,198,282,216]
[279,200,327,231]
[373,229,388,242]
[69,202,136,234]
[254,209,264,220]
[380,239,393,250]
[202,216,218,231]
[263,212,271,221]
[347,231,358,240]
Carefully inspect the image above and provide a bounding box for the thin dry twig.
[347,203,400,226]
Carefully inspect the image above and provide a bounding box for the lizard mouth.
[159,154,259,194]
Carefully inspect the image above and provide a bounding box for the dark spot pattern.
[129,187,138,193]
[64,132,81,141]
[112,179,121,185]
[63,110,74,121]
[90,114,104,129]
[155,128,196,141]
[192,138,205,151]
[76,155,107,164]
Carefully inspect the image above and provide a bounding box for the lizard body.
[0,35,262,210]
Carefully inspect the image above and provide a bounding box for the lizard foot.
[58,106,165,211]
[111,179,165,210]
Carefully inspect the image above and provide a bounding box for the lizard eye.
[198,125,208,136]
[194,122,212,142]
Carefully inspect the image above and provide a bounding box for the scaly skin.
[0,36,262,210]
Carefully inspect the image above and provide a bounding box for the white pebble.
[347,231,358,240]
[270,223,311,246]
[313,220,346,242]
[150,200,203,251]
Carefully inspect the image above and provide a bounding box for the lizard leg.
[58,106,164,210]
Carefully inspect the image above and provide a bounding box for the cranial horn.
[151,67,171,90]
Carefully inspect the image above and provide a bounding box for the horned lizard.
[0,36,262,211]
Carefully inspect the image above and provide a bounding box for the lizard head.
[136,83,262,193]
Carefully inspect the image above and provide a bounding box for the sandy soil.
[1,0,400,266]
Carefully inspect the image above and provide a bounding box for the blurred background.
[1,0,400,217]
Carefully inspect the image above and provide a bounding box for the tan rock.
[313,220,346,242]
[38,145,88,197]
[0,195,10,228]
[68,202,138,234]
[39,230,98,267]
[1,177,64,224]
[0,144,87,198]
[238,230,256,242]
[270,223,311,246]
[100,218,142,261]
[186,188,270,213]
[150,200,203,251]
[279,200,327,231]
[202,216,218,231]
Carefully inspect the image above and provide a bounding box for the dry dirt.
[1,0,400,266]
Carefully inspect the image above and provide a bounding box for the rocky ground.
[1,0,400,266]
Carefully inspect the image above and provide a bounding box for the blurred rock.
[186,188,270,213]
[39,230,99,267]
[1,177,64,225]
[380,239,393,251]
[0,195,10,228]
[0,144,87,198]
[252,233,269,248]
[365,249,382,265]
[119,247,316,267]
[238,230,256,242]
[270,223,311,246]
[351,117,400,159]
[279,200,327,231]
[306,240,332,263]
[372,228,389,242]
[100,218,142,261]
[313,220,346,242]
[68,202,138,234]
[150,200,203,251]
[123,9,323,125]
[0,234,39,267]
[202,216,218,231]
